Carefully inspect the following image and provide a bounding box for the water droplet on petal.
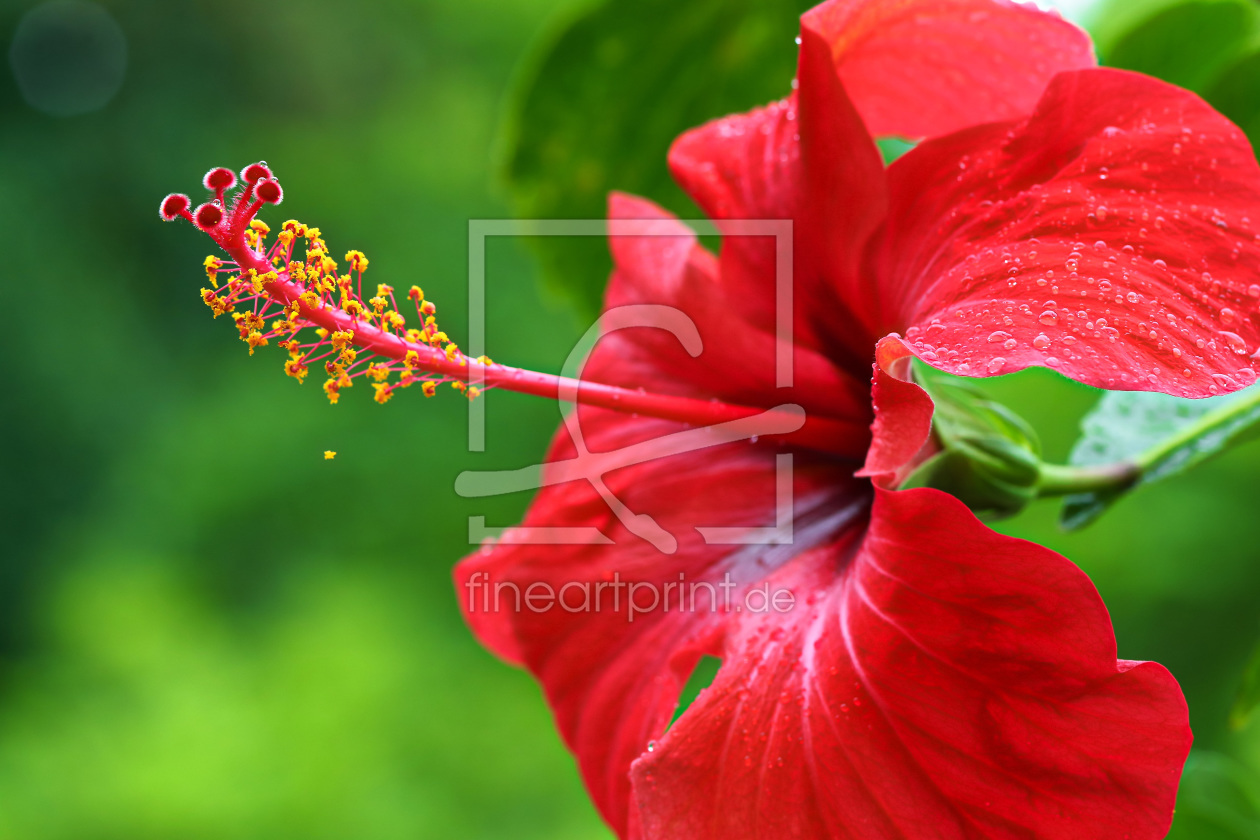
[987,330,1012,343]
[1033,334,1051,350]
[987,357,1006,374]
[1221,331,1248,354]
[1039,310,1058,326]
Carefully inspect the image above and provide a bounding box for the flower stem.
[1036,461,1139,497]
[1127,382,1260,475]
[1036,382,1260,498]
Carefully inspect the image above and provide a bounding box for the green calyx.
[901,365,1046,519]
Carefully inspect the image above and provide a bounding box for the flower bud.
[901,364,1043,519]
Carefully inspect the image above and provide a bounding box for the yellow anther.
[204,255,223,287]
[283,220,307,236]
[451,381,467,393]
[384,311,406,330]
[344,300,364,318]
[405,329,424,342]
[300,290,321,309]
[467,386,481,400]
[445,343,460,362]
[249,219,271,235]
[315,327,329,340]
[304,226,321,241]
[408,286,424,302]
[245,330,268,355]
[278,230,295,247]
[368,296,387,313]
[421,301,436,316]
[404,350,420,369]
[376,284,393,297]
[476,355,493,366]
[372,383,394,404]
[346,251,369,272]
[324,450,336,460]
[340,348,358,365]
[323,378,342,404]
[284,359,308,383]
[330,330,354,352]
[321,256,338,275]
[242,312,265,332]
[367,363,390,382]
[421,381,437,398]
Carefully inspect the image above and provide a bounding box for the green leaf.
[1093,0,1260,93]
[1231,637,1260,730]
[1060,385,1260,530]
[500,0,812,315]
[1203,50,1260,144]
[1168,752,1260,839]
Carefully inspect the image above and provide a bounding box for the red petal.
[875,68,1260,397]
[859,335,936,482]
[632,487,1191,839]
[604,193,871,427]
[455,408,864,836]
[668,26,886,373]
[804,0,1096,140]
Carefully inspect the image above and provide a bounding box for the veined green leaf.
[1060,385,1260,529]
[499,0,812,314]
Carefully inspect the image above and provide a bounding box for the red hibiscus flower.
[454,0,1260,837]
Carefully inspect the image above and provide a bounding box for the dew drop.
[1003,338,1017,350]
[1032,334,1051,350]
[1221,307,1237,324]
[987,330,1012,343]
[987,357,1006,374]
[1221,331,1248,354]
[1045,356,1060,366]
[1039,310,1058,326]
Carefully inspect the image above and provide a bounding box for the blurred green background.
[0,0,1259,837]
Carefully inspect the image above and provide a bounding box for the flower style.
[452,1,1260,838]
